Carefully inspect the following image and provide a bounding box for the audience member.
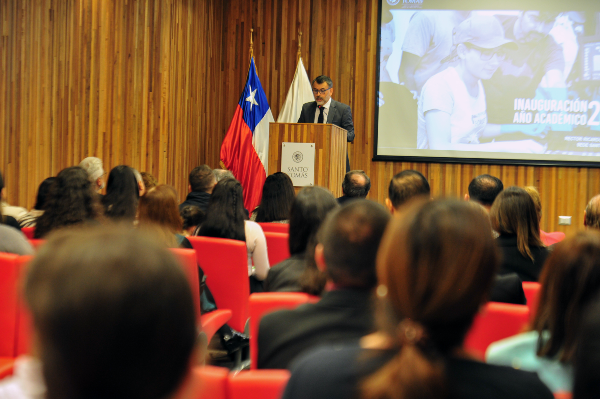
[180,165,216,212]
[0,226,196,399]
[258,200,391,369]
[132,169,146,197]
[0,170,22,230]
[213,168,235,182]
[524,186,565,246]
[197,178,269,292]
[573,293,600,399]
[490,186,549,281]
[487,231,600,393]
[282,200,553,399]
[384,169,430,213]
[102,165,139,222]
[141,171,158,191]
[34,167,101,238]
[337,170,371,205]
[466,174,504,211]
[0,170,27,221]
[252,172,295,223]
[584,195,600,230]
[19,177,57,228]
[78,156,106,193]
[180,205,205,236]
[138,185,191,248]
[265,186,339,293]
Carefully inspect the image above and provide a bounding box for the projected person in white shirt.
[417,15,545,153]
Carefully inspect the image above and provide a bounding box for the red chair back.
[193,365,229,399]
[249,293,312,369]
[15,256,33,356]
[21,227,35,240]
[464,302,529,360]
[171,248,201,321]
[28,239,46,251]
[264,232,291,266]
[200,310,232,345]
[522,281,541,321]
[0,253,19,357]
[187,237,250,333]
[258,223,289,234]
[228,369,291,399]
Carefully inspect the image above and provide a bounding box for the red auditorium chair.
[0,253,20,379]
[264,232,291,266]
[463,302,529,360]
[258,223,289,234]
[171,248,202,321]
[200,310,232,347]
[28,239,46,251]
[249,293,313,369]
[554,393,572,399]
[228,369,291,399]
[21,227,35,240]
[15,256,33,357]
[187,237,250,334]
[522,281,541,321]
[190,365,229,399]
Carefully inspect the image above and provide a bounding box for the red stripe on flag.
[220,105,266,211]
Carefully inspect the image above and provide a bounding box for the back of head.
[585,195,600,230]
[140,172,158,191]
[34,167,99,238]
[213,169,235,182]
[180,205,206,230]
[362,199,498,399]
[78,157,104,183]
[342,170,371,199]
[490,186,543,261]
[189,165,215,192]
[102,165,139,221]
[533,230,600,362]
[318,200,391,289]
[467,174,503,207]
[34,177,57,211]
[0,169,4,193]
[138,185,182,234]
[24,226,196,399]
[388,170,430,210]
[523,186,542,221]
[255,172,295,222]
[289,186,339,255]
[574,293,600,399]
[198,178,246,242]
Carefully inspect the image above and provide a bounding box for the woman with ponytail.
[197,178,269,292]
[282,199,552,399]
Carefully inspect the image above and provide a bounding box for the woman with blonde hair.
[282,200,552,399]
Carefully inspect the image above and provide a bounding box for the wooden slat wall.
[1,0,598,236]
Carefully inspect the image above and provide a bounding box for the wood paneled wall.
[1,0,598,236]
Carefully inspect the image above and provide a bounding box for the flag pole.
[297,31,302,64]
[249,28,254,59]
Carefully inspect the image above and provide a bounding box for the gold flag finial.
[250,28,254,59]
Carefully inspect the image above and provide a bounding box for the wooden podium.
[268,123,347,198]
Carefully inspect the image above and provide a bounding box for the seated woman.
[417,15,544,154]
[34,167,101,238]
[251,172,295,223]
[281,200,553,399]
[137,185,191,248]
[523,186,565,246]
[487,230,600,392]
[102,165,139,223]
[490,186,549,281]
[198,178,269,293]
[264,186,339,293]
[19,177,57,228]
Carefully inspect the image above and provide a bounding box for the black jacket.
[496,234,550,282]
[179,191,211,213]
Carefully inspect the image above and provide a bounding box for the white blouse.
[245,221,270,280]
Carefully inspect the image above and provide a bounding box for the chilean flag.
[220,58,274,211]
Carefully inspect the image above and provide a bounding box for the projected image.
[376,7,600,164]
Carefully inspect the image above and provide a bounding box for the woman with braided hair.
[197,178,269,293]
[282,199,552,399]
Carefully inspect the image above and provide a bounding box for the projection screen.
[375,0,600,166]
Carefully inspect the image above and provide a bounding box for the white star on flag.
[245,86,259,110]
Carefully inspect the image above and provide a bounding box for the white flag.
[277,58,314,123]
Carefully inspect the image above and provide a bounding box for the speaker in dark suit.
[297,75,354,172]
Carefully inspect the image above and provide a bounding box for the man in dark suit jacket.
[257,200,391,369]
[297,75,354,171]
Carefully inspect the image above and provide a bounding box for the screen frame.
[373,0,600,168]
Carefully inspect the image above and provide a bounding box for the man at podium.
[297,75,355,171]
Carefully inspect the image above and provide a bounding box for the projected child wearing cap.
[417,15,546,153]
